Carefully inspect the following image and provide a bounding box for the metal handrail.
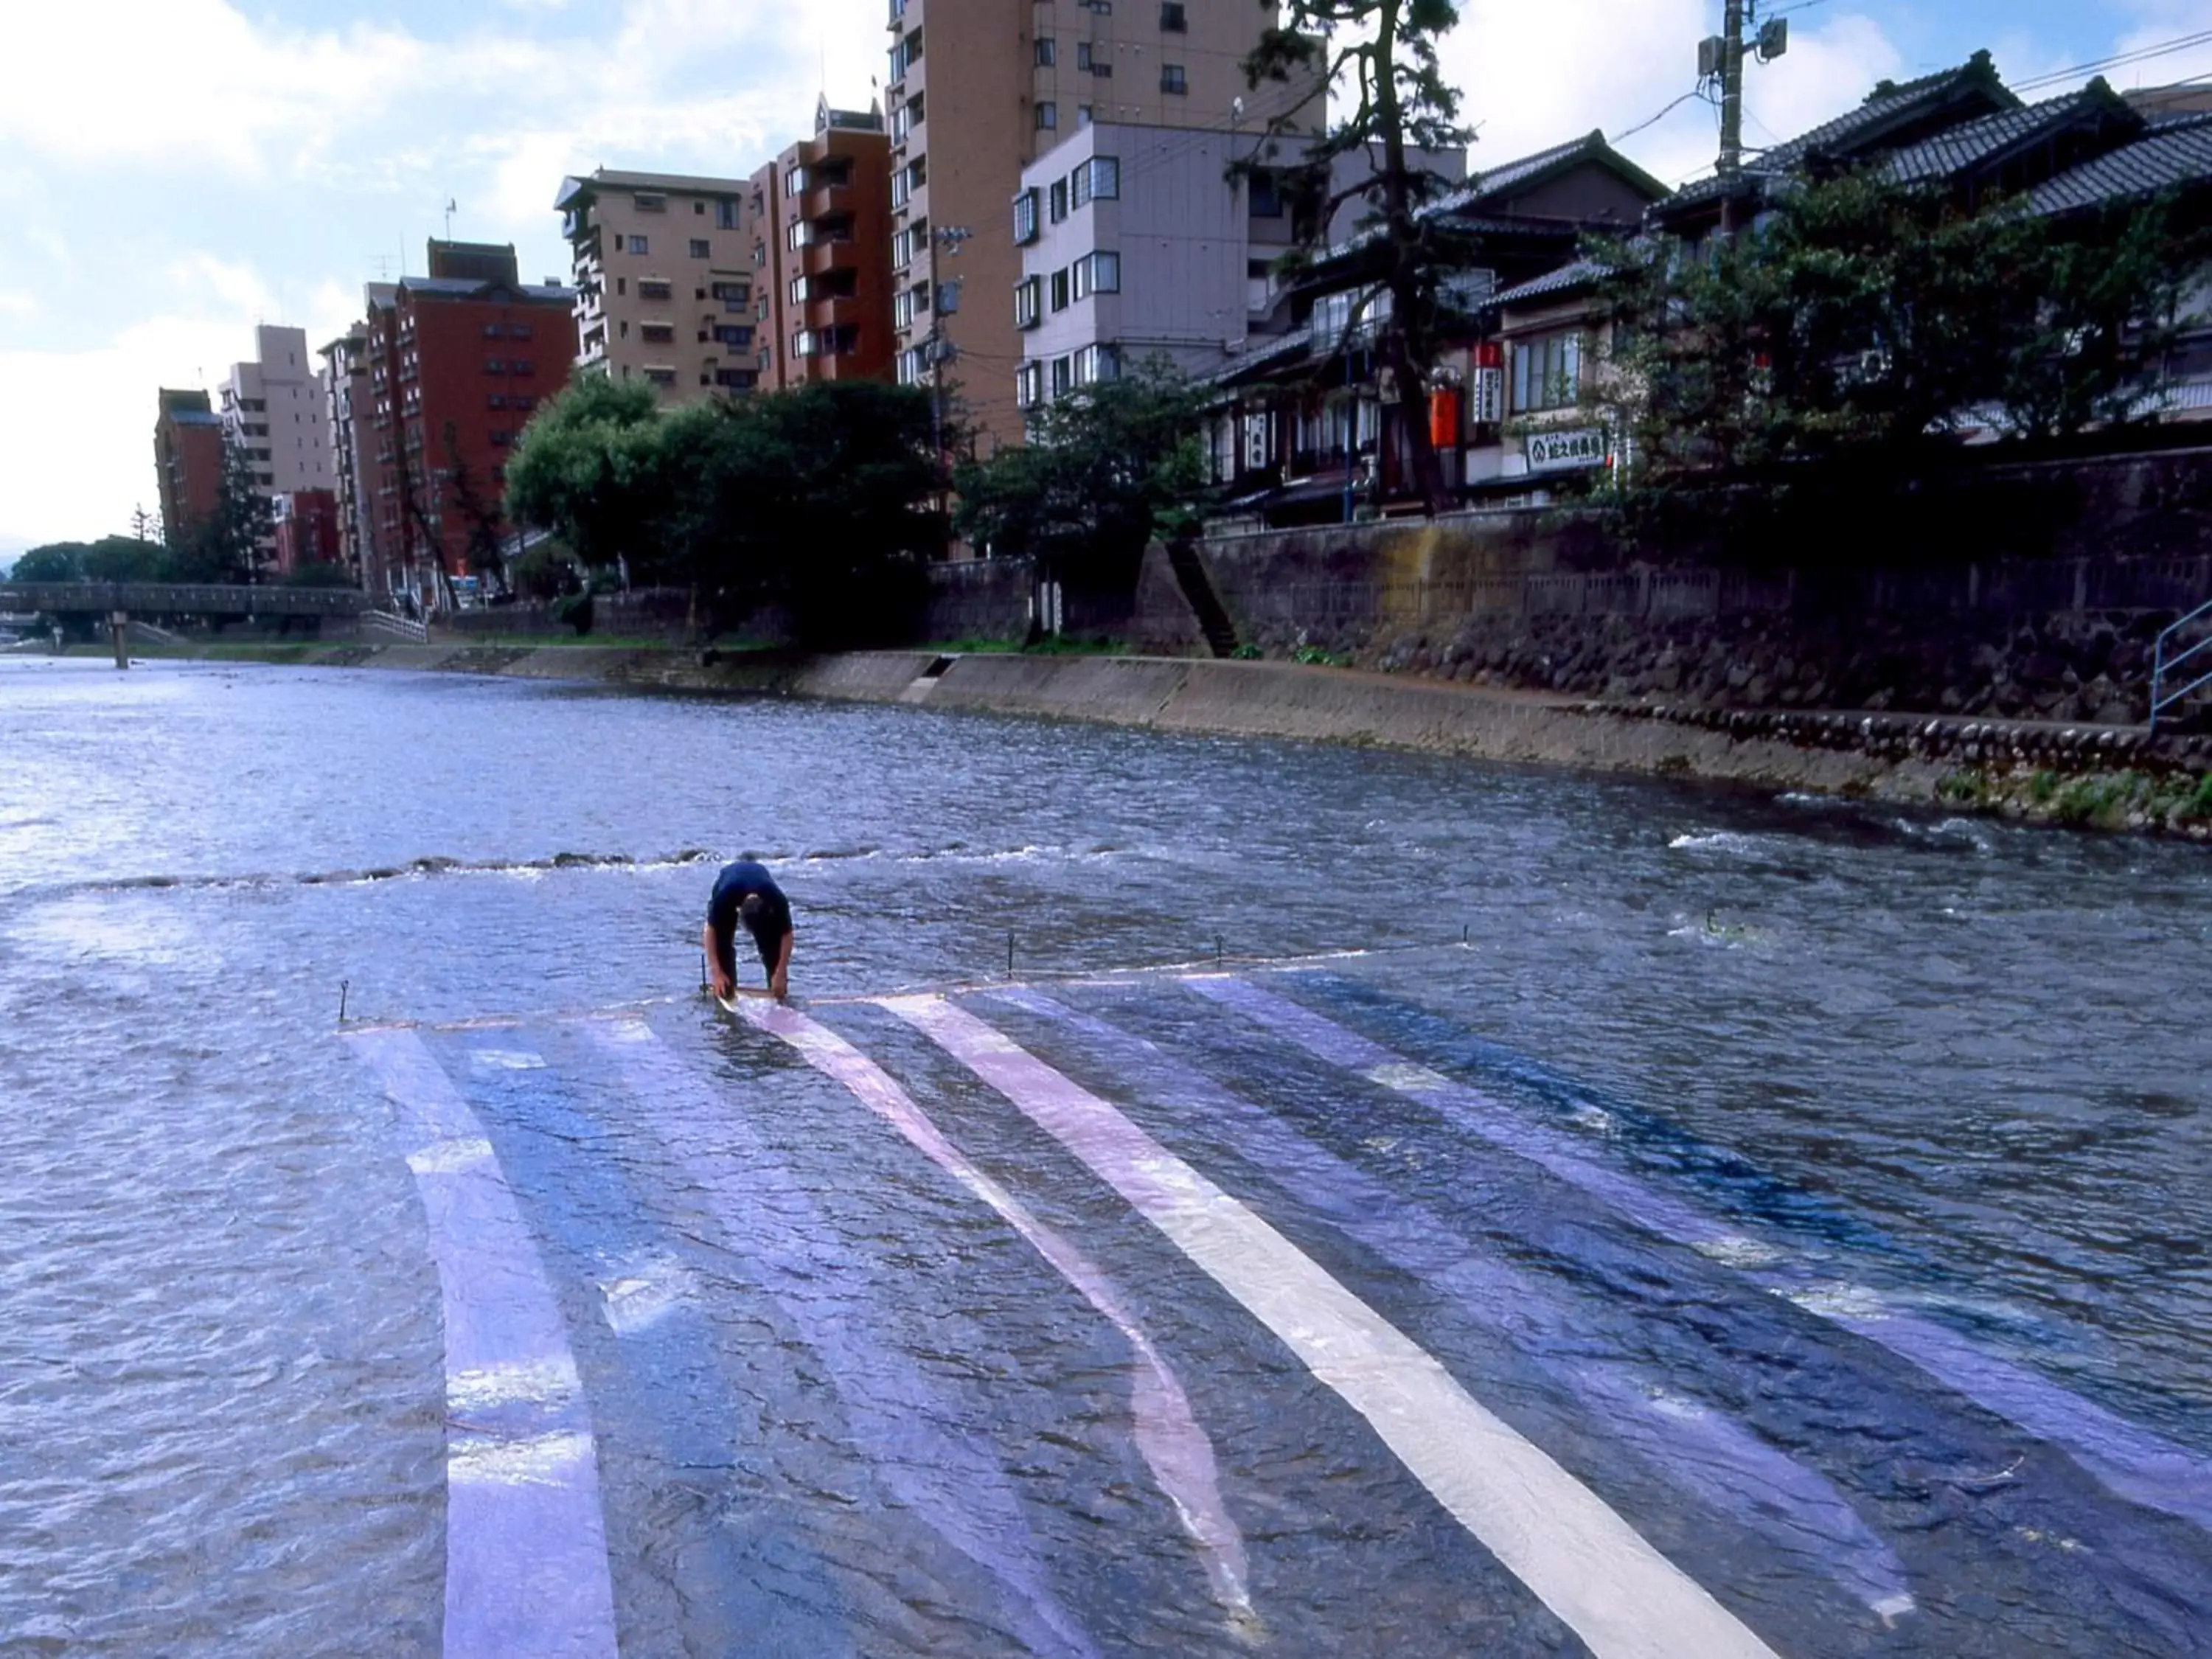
[2149,597,2212,736]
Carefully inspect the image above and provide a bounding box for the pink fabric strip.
[737,998,1252,1624]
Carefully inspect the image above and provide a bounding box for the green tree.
[953,364,1211,585]
[1242,0,1472,513]
[80,535,167,583]
[442,421,511,595]
[503,376,668,577]
[1596,172,2204,486]
[7,544,86,583]
[164,441,268,583]
[692,380,945,641]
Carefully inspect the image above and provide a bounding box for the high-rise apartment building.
[317,308,387,590]
[361,242,576,608]
[883,0,1321,448]
[152,389,225,544]
[556,170,765,400]
[751,101,897,390]
[220,324,333,498]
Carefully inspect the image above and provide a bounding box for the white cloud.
[0,260,359,556]
[1,0,427,176]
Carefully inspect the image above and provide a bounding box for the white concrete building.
[220,324,334,495]
[1013,125,1464,416]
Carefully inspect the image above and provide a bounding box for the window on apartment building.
[512,358,534,374]
[1035,37,1054,65]
[1248,170,1284,218]
[1015,276,1042,329]
[904,93,924,132]
[639,279,674,300]
[626,235,649,254]
[1512,328,1583,413]
[1087,156,1119,199]
[633,192,667,212]
[1077,41,1093,69]
[1013,188,1040,246]
[793,330,819,358]
[757,296,771,320]
[1051,355,1073,397]
[487,394,508,409]
[1079,105,1093,126]
[1071,250,1120,299]
[484,357,505,373]
[1015,362,1044,408]
[1051,268,1071,311]
[1161,1,1186,28]
[641,324,675,344]
[644,366,676,385]
[1161,63,1187,94]
[617,276,627,295]
[715,325,754,347]
[490,428,514,447]
[511,323,532,340]
[896,347,925,385]
[1074,344,1120,386]
[787,218,810,250]
[1049,178,1068,222]
[789,275,808,305]
[937,279,961,315]
[717,199,740,229]
[689,238,712,259]
[712,281,750,305]
[785,167,805,198]
[1037,101,1057,131]
[694,199,707,214]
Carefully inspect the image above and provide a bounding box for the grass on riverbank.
[1941,764,2212,834]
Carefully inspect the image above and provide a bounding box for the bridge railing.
[0,582,369,618]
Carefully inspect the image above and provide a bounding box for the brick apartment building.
[751,100,896,389]
[271,489,341,575]
[556,169,763,400]
[152,388,225,543]
[361,241,576,608]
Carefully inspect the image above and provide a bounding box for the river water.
[2,655,2208,1658]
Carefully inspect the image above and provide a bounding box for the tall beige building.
[221,324,334,495]
[556,170,766,401]
[885,0,1320,450]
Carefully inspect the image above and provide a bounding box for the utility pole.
[1719,0,1746,177]
[1698,2,1786,189]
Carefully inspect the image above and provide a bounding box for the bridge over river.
[1,581,369,620]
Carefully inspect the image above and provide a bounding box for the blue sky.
[1,0,2205,563]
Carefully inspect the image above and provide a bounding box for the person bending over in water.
[702,858,793,1001]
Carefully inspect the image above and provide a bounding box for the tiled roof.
[1656,55,2020,216]
[1766,57,2017,170]
[1489,259,1611,309]
[2029,116,2212,215]
[1882,83,2138,187]
[1206,327,1314,387]
[1423,131,1666,220]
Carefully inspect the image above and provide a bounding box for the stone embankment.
[133,640,2212,841]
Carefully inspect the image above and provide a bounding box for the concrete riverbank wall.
[118,639,2212,840]
[931,447,2212,730]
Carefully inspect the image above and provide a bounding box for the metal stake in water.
[338,979,349,1024]
[1007,931,1015,976]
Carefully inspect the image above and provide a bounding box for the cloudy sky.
[1,0,2206,563]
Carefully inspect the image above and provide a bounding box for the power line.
[2010,29,2212,94]
[1610,88,1704,145]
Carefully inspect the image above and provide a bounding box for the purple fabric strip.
[883,994,1782,1659]
[580,1018,1100,1659]
[346,1027,619,1659]
[1183,975,2212,1534]
[737,998,1252,1627]
[991,987,1913,1619]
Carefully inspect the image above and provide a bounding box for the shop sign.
[1526,427,1607,472]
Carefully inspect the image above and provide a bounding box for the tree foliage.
[951,364,1211,581]
[164,441,269,584]
[1596,173,2205,488]
[6,544,88,583]
[504,378,945,642]
[7,535,217,586]
[1242,0,1472,512]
